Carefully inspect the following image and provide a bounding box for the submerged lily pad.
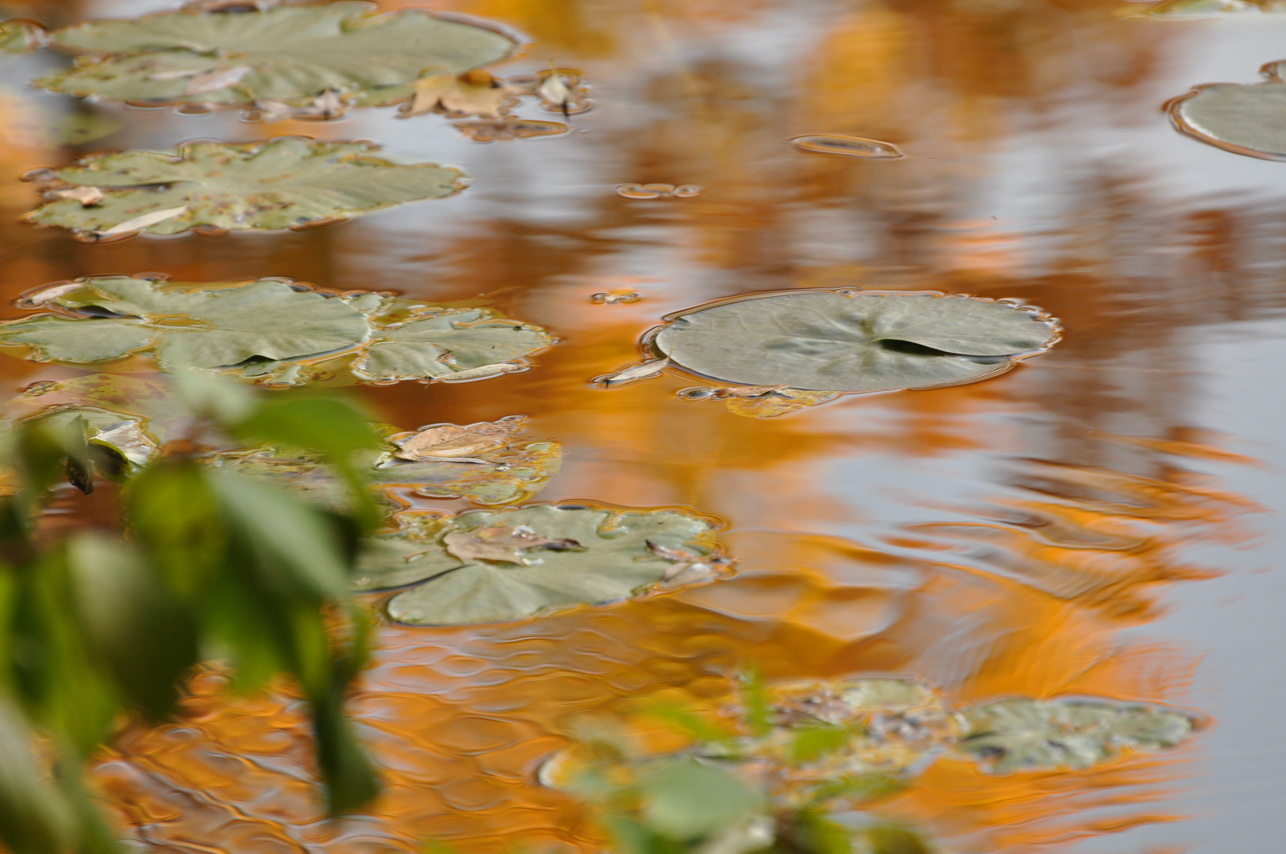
[1168,78,1286,160]
[34,3,520,115]
[648,290,1058,394]
[957,698,1197,774]
[24,138,467,240]
[0,277,552,386]
[353,504,727,625]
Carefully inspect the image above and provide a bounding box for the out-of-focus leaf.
[24,139,468,239]
[311,684,380,814]
[353,504,726,625]
[0,698,73,854]
[638,759,764,841]
[37,3,520,115]
[0,20,45,54]
[957,698,1197,774]
[66,534,197,720]
[652,290,1058,393]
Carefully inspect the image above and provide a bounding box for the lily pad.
[648,290,1058,394]
[1142,0,1286,16]
[353,504,727,625]
[34,3,520,115]
[210,419,562,507]
[1168,79,1286,160]
[957,698,1197,774]
[0,277,552,386]
[23,138,468,240]
[0,20,46,54]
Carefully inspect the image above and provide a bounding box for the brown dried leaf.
[405,71,512,118]
[49,186,106,206]
[443,525,584,564]
[395,418,526,461]
[184,66,252,96]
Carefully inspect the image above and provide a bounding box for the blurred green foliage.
[0,371,385,854]
[555,677,934,854]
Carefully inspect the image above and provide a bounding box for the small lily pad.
[0,277,553,386]
[0,19,46,53]
[353,504,727,625]
[211,419,562,507]
[649,290,1058,394]
[1168,78,1286,160]
[35,3,520,116]
[957,698,1197,774]
[23,138,468,240]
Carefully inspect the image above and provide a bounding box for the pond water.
[2,0,1285,851]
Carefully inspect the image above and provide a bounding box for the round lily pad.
[353,504,727,625]
[35,3,520,114]
[1168,80,1286,160]
[650,290,1058,393]
[0,277,553,386]
[23,138,468,240]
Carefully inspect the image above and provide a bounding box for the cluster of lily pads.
[543,676,1200,852]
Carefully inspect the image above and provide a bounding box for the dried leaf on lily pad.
[403,70,514,118]
[34,3,520,117]
[352,504,728,625]
[209,418,561,507]
[1168,78,1286,160]
[0,277,552,386]
[648,289,1058,394]
[956,698,1198,774]
[395,416,527,460]
[23,138,468,240]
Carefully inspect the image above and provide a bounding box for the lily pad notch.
[23,138,470,241]
[604,288,1059,403]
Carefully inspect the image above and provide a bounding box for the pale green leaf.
[354,504,722,625]
[957,698,1197,774]
[1169,81,1286,160]
[24,138,468,238]
[37,3,519,112]
[652,290,1057,393]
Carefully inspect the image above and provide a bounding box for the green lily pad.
[34,2,520,114]
[957,698,1197,774]
[208,420,562,507]
[649,290,1058,394]
[1168,79,1286,160]
[0,277,552,386]
[0,19,46,53]
[353,504,727,625]
[23,138,468,240]
[1142,0,1286,16]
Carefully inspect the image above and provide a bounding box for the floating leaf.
[957,698,1197,774]
[395,417,527,461]
[0,276,369,370]
[1168,78,1286,160]
[0,277,552,387]
[35,3,520,116]
[650,290,1058,394]
[209,418,561,507]
[353,504,726,625]
[722,389,840,418]
[403,70,513,118]
[1142,0,1286,15]
[0,20,46,54]
[789,135,904,160]
[24,138,468,240]
[451,118,570,142]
